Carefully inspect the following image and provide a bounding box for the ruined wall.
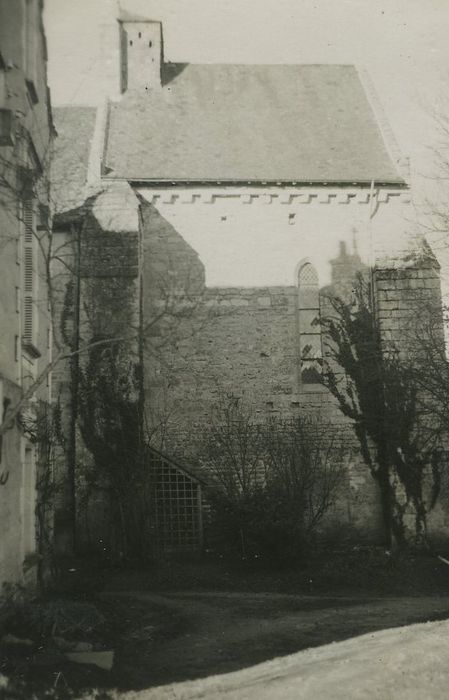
[53,186,447,551]
[79,211,141,340]
[374,256,448,540]
[51,187,143,555]
[375,258,443,356]
[141,201,384,544]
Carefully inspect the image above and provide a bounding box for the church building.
[51,13,447,554]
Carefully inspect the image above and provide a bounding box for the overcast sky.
[43,0,449,278]
[44,0,449,160]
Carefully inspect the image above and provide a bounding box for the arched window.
[298,262,322,385]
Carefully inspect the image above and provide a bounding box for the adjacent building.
[0,0,54,584]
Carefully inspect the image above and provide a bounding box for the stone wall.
[142,202,384,544]
[79,210,141,341]
[375,258,443,357]
[51,187,143,555]
[374,256,448,539]
[53,192,448,552]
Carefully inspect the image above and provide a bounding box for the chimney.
[119,15,163,93]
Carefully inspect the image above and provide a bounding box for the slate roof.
[104,64,404,185]
[51,105,98,218]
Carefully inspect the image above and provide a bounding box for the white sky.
[44,0,449,160]
[43,0,449,283]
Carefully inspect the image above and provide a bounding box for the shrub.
[192,396,345,563]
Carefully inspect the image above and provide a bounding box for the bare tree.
[185,392,344,560]
[192,392,266,499]
[263,415,345,541]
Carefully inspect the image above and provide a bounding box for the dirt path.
[115,617,449,700]
[103,590,449,691]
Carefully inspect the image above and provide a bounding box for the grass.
[1,547,449,698]
[104,546,449,596]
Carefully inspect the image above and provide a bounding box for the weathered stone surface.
[52,183,448,552]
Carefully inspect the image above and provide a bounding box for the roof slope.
[52,106,97,217]
[104,64,404,184]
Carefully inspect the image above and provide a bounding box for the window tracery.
[298,262,322,385]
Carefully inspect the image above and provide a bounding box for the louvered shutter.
[23,200,33,243]
[22,199,35,345]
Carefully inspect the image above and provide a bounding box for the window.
[298,262,322,385]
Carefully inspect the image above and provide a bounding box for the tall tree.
[321,273,443,549]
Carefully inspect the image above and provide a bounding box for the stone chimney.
[119,14,163,93]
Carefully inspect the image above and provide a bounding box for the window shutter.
[23,200,34,243]
[22,199,36,345]
[24,247,33,292]
[23,296,34,343]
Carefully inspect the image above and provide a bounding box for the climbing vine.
[321,273,443,549]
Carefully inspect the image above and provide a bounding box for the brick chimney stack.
[119,13,163,93]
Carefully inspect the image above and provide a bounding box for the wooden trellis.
[147,448,203,555]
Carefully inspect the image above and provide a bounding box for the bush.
[196,399,345,564]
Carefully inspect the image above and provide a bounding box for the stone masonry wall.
[375,260,443,357]
[51,193,143,555]
[142,202,384,544]
[67,197,448,550]
[374,257,448,540]
[79,211,141,341]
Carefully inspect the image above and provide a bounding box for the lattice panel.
[298,262,318,287]
[149,455,202,553]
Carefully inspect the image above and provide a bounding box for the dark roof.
[104,64,404,184]
[117,9,158,23]
[51,106,97,218]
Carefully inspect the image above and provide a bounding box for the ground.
[2,552,449,698]
[103,590,449,690]
[114,617,449,700]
